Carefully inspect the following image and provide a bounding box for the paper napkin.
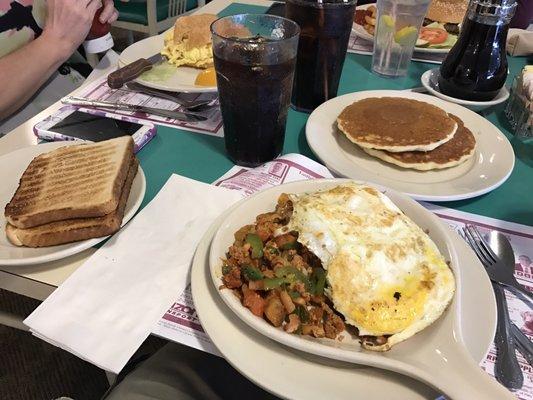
[24,174,242,373]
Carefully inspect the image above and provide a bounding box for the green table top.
[136,2,533,227]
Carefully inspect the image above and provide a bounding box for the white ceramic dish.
[119,34,217,93]
[352,3,450,55]
[306,90,515,202]
[421,68,510,112]
[193,180,498,399]
[0,142,146,266]
[207,180,511,399]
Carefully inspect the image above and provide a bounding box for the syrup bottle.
[439,0,516,102]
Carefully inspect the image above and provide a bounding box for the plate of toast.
[306,90,515,202]
[0,137,146,266]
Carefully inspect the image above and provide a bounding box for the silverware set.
[462,224,532,390]
[63,82,218,122]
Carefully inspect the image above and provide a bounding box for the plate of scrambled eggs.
[119,14,218,93]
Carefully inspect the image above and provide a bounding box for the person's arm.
[0,0,118,120]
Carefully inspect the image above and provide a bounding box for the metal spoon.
[468,226,533,308]
[125,82,217,111]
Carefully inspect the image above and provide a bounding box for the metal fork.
[464,225,533,308]
[462,227,524,390]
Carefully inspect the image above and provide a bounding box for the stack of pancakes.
[337,97,476,170]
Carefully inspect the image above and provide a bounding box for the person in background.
[0,0,118,134]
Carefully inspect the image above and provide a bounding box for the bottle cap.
[83,32,114,54]
[468,0,517,23]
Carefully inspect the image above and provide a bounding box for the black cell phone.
[35,107,156,152]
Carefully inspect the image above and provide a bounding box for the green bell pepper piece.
[245,233,264,258]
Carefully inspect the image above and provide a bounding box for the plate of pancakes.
[306,90,515,202]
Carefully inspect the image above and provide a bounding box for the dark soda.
[286,0,356,112]
[213,38,297,167]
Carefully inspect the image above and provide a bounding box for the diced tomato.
[419,27,448,44]
[242,285,265,317]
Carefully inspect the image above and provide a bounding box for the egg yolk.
[195,68,217,87]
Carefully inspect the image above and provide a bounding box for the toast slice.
[5,136,134,229]
[6,158,138,247]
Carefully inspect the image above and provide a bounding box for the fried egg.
[282,183,455,351]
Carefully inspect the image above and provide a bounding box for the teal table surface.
[136,2,533,227]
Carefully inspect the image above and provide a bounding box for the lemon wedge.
[394,26,418,46]
[380,15,395,29]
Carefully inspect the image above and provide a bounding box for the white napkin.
[24,174,242,373]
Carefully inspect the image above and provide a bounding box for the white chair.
[112,0,205,37]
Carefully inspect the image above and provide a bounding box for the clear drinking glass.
[211,14,300,167]
[371,0,431,77]
[286,0,357,113]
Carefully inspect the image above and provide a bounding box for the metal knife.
[63,97,207,121]
[107,53,166,89]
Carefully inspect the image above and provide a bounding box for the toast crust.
[6,158,138,247]
[5,137,134,229]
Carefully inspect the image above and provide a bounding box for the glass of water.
[371,0,431,77]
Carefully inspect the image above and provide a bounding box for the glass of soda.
[371,0,431,77]
[211,14,300,167]
[286,0,357,113]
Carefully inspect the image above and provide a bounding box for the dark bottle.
[439,0,516,102]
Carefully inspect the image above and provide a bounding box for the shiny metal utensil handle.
[108,59,153,89]
[63,97,207,121]
[493,283,524,389]
[507,283,533,309]
[512,323,533,367]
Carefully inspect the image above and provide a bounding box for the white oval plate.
[119,34,217,93]
[306,90,515,202]
[210,180,470,370]
[352,3,450,55]
[195,179,495,399]
[422,69,510,112]
[0,142,146,266]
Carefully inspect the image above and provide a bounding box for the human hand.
[99,0,119,24]
[41,0,115,58]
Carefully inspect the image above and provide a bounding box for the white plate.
[0,142,146,266]
[421,69,510,112]
[352,3,375,42]
[192,186,496,399]
[306,90,515,202]
[207,179,500,396]
[352,3,450,55]
[119,34,217,93]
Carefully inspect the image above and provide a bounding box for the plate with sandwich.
[305,90,515,202]
[0,137,146,266]
[118,14,218,93]
[352,0,466,54]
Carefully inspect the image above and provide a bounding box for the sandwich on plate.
[161,14,218,86]
[4,136,137,247]
[418,0,468,49]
